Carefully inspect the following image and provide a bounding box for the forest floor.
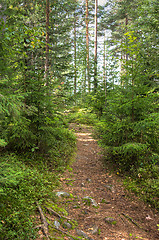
[36,123,159,240]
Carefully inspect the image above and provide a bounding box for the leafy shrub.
[0,139,7,147]
[6,118,36,150]
[0,153,60,239]
[66,108,97,125]
[85,91,106,119]
[103,143,150,171]
[124,161,159,210]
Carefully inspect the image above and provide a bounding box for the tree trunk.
[94,0,98,91]
[103,33,107,108]
[74,12,77,97]
[86,0,90,92]
[45,0,49,84]
[125,14,129,62]
[132,63,134,122]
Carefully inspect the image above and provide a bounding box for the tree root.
[119,214,131,240]
[122,213,147,232]
[36,202,50,240]
[45,206,71,220]
[48,222,78,240]
[36,202,78,240]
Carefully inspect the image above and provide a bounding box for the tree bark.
[45,0,50,84]
[103,32,107,108]
[74,12,77,96]
[125,15,129,62]
[94,0,98,91]
[86,0,90,92]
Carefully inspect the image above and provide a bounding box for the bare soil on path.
[58,124,158,240]
[36,123,158,240]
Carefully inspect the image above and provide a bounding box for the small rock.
[101,198,111,204]
[76,229,94,240]
[83,196,98,207]
[105,185,115,193]
[73,205,80,209]
[104,217,117,225]
[145,214,153,220]
[86,178,92,182]
[90,225,98,234]
[56,191,70,197]
[76,229,88,238]
[54,220,60,229]
[63,222,72,229]
[82,209,89,215]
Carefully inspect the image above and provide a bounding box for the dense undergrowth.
[0,123,76,239]
[65,107,97,125]
[66,105,159,211]
[0,102,158,239]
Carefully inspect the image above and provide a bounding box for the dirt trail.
[58,124,158,240]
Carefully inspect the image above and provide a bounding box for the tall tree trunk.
[74,13,77,97]
[45,0,49,84]
[86,0,90,92]
[132,61,134,122]
[125,14,129,62]
[94,0,98,91]
[84,58,86,94]
[103,33,107,108]
[74,12,77,97]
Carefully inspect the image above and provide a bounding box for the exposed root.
[36,202,78,240]
[45,206,71,220]
[122,213,147,232]
[48,222,77,240]
[36,202,50,240]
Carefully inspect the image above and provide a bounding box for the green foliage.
[0,153,59,239]
[0,122,76,239]
[43,126,76,167]
[103,143,150,171]
[85,91,106,119]
[0,139,7,147]
[66,107,98,125]
[124,162,159,210]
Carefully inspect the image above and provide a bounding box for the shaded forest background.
[0,0,158,239]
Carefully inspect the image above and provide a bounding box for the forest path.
[54,123,159,240]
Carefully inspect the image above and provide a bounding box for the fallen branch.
[36,202,50,240]
[45,206,72,220]
[122,213,147,232]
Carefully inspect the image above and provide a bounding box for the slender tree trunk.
[86,0,90,92]
[94,0,98,91]
[84,58,86,94]
[132,61,134,122]
[45,0,49,84]
[74,12,77,97]
[103,33,107,108]
[125,14,129,62]
[0,4,6,31]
